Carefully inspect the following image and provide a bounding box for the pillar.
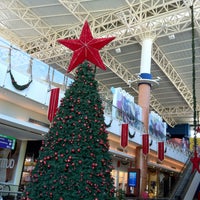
[136,37,154,196]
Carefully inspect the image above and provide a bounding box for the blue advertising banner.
[128,171,137,187]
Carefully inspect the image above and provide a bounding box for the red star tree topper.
[57,21,115,73]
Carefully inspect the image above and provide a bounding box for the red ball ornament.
[78,160,82,164]
[78,134,82,139]
[71,149,75,153]
[90,153,94,157]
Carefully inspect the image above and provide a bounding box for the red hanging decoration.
[142,134,149,155]
[48,88,60,122]
[191,151,200,173]
[158,141,165,161]
[117,160,120,168]
[121,123,129,148]
[196,126,200,133]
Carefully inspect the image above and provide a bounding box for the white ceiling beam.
[18,0,188,53]
[0,0,56,41]
[152,42,200,111]
[58,0,92,23]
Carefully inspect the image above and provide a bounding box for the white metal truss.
[152,43,200,111]
[58,0,93,23]
[0,23,23,46]
[17,0,189,52]
[1,0,57,41]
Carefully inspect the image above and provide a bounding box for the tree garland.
[9,70,32,90]
[190,4,200,173]
[191,4,197,151]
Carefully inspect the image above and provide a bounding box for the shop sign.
[0,134,16,150]
[0,158,15,168]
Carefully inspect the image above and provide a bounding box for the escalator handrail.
[169,151,193,199]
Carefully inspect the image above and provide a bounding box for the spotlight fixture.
[115,47,121,54]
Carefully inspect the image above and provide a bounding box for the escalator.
[183,171,200,200]
[170,153,200,200]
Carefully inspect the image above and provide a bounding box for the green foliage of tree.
[22,62,116,200]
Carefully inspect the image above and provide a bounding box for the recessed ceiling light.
[115,47,121,53]
[168,34,175,40]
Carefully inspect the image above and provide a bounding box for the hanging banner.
[48,88,60,122]
[121,123,129,148]
[142,134,149,155]
[158,141,165,161]
[117,160,120,168]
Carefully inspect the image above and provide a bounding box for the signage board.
[0,134,16,150]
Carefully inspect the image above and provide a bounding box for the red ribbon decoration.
[48,88,60,122]
[121,123,129,148]
[158,141,165,161]
[117,160,121,168]
[142,134,149,155]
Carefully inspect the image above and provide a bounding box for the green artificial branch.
[9,70,32,91]
[190,5,197,150]
[105,119,113,128]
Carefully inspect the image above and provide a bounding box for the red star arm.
[89,37,115,49]
[85,48,107,70]
[85,37,115,70]
[79,21,93,42]
[67,48,86,73]
[57,39,82,51]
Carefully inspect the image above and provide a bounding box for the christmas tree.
[22,62,116,200]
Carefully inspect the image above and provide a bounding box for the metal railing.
[0,183,22,200]
[169,152,193,200]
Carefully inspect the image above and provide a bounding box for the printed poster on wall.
[111,87,143,126]
[148,111,167,139]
